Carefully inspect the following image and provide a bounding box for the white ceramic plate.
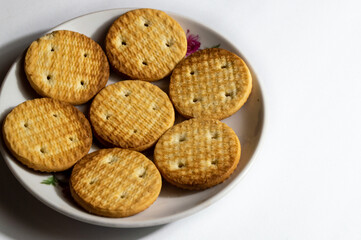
[0,8,265,228]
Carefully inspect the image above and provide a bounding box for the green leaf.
[210,43,221,48]
[41,175,58,186]
[203,43,221,49]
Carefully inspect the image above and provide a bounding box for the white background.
[1,0,361,239]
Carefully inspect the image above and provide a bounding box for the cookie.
[25,30,109,105]
[90,80,175,151]
[105,8,187,81]
[169,48,252,119]
[154,118,241,190]
[2,98,92,172]
[70,148,162,217]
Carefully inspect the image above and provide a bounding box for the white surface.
[0,0,361,239]
[0,8,264,228]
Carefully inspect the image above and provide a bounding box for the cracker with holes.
[70,148,162,217]
[90,80,175,151]
[25,30,109,105]
[2,98,92,172]
[105,8,187,81]
[154,118,241,190]
[169,48,252,119]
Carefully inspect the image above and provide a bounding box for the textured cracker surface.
[25,30,109,105]
[154,118,241,190]
[105,8,187,81]
[2,98,92,172]
[90,80,175,151]
[70,148,162,217]
[169,48,252,119]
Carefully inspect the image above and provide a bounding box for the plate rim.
[0,7,268,228]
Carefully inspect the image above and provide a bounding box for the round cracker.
[154,118,241,190]
[169,48,252,119]
[89,80,175,151]
[105,8,187,81]
[25,30,109,105]
[2,98,92,172]
[70,148,162,217]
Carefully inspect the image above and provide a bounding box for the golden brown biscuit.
[70,148,162,217]
[25,30,109,105]
[2,98,92,172]
[169,48,252,119]
[90,80,175,151]
[154,118,241,190]
[105,8,187,81]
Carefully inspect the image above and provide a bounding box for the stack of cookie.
[2,8,252,218]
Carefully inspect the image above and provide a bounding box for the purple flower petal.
[186,29,201,56]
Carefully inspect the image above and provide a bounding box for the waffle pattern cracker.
[2,98,92,172]
[154,118,241,190]
[105,8,187,81]
[90,80,175,151]
[169,48,252,119]
[25,30,109,105]
[70,148,162,217]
